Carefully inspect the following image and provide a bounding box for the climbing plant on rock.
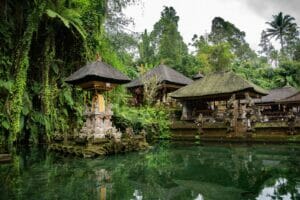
[9,2,46,143]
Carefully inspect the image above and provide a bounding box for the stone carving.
[225,94,236,133]
[245,92,257,132]
[76,94,122,143]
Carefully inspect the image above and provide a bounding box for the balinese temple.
[254,85,299,120]
[50,58,148,157]
[170,71,268,134]
[126,64,193,105]
[192,72,204,80]
[65,58,130,141]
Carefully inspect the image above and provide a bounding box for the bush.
[112,104,171,141]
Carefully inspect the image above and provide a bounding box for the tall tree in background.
[150,7,188,71]
[259,30,279,66]
[259,31,274,57]
[208,17,255,61]
[138,29,155,65]
[265,12,298,51]
[192,35,234,73]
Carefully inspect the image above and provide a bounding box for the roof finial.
[96,53,102,62]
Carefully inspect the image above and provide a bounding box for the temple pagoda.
[126,64,192,105]
[65,57,131,142]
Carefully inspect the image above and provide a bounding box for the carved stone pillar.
[181,101,192,120]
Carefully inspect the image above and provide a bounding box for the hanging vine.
[9,2,46,143]
[42,32,55,139]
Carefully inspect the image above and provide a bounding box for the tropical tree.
[150,7,188,71]
[193,35,234,73]
[265,12,298,51]
[137,29,155,66]
[208,17,256,61]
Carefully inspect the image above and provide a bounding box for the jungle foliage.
[1,2,300,145]
[0,0,140,145]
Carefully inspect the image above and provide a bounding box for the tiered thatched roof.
[255,86,298,104]
[170,71,268,100]
[65,60,131,85]
[126,64,193,88]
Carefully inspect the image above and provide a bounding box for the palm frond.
[46,9,86,39]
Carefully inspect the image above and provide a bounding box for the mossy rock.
[74,137,88,145]
[67,135,74,140]
[92,138,109,145]
[52,135,64,142]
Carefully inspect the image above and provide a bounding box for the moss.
[50,136,149,157]
[171,71,268,99]
[255,122,288,128]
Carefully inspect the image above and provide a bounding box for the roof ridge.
[160,64,171,81]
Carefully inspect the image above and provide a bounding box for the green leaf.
[0,79,13,94]
[51,63,59,75]
[45,9,86,39]
[22,105,30,115]
[46,9,70,28]
[2,121,9,130]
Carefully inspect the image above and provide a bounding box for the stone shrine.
[64,57,130,142]
[78,94,122,142]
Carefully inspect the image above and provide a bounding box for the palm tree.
[265,12,298,50]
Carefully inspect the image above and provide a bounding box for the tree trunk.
[280,34,284,52]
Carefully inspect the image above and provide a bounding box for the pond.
[1,142,300,200]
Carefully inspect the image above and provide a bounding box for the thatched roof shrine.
[126,64,192,88]
[255,86,298,105]
[65,60,131,86]
[170,71,268,101]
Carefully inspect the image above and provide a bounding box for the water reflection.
[0,143,300,200]
[194,193,204,200]
[256,178,294,200]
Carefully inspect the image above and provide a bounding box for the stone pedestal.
[77,94,122,143]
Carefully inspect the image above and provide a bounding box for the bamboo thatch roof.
[125,64,193,88]
[255,86,298,104]
[170,71,268,100]
[277,91,300,104]
[65,60,131,85]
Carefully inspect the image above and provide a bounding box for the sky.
[123,0,300,51]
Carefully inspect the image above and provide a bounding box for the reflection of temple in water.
[95,169,112,200]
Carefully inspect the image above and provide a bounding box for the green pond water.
[1,142,300,200]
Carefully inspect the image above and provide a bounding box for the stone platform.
[170,120,300,143]
[49,135,148,158]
